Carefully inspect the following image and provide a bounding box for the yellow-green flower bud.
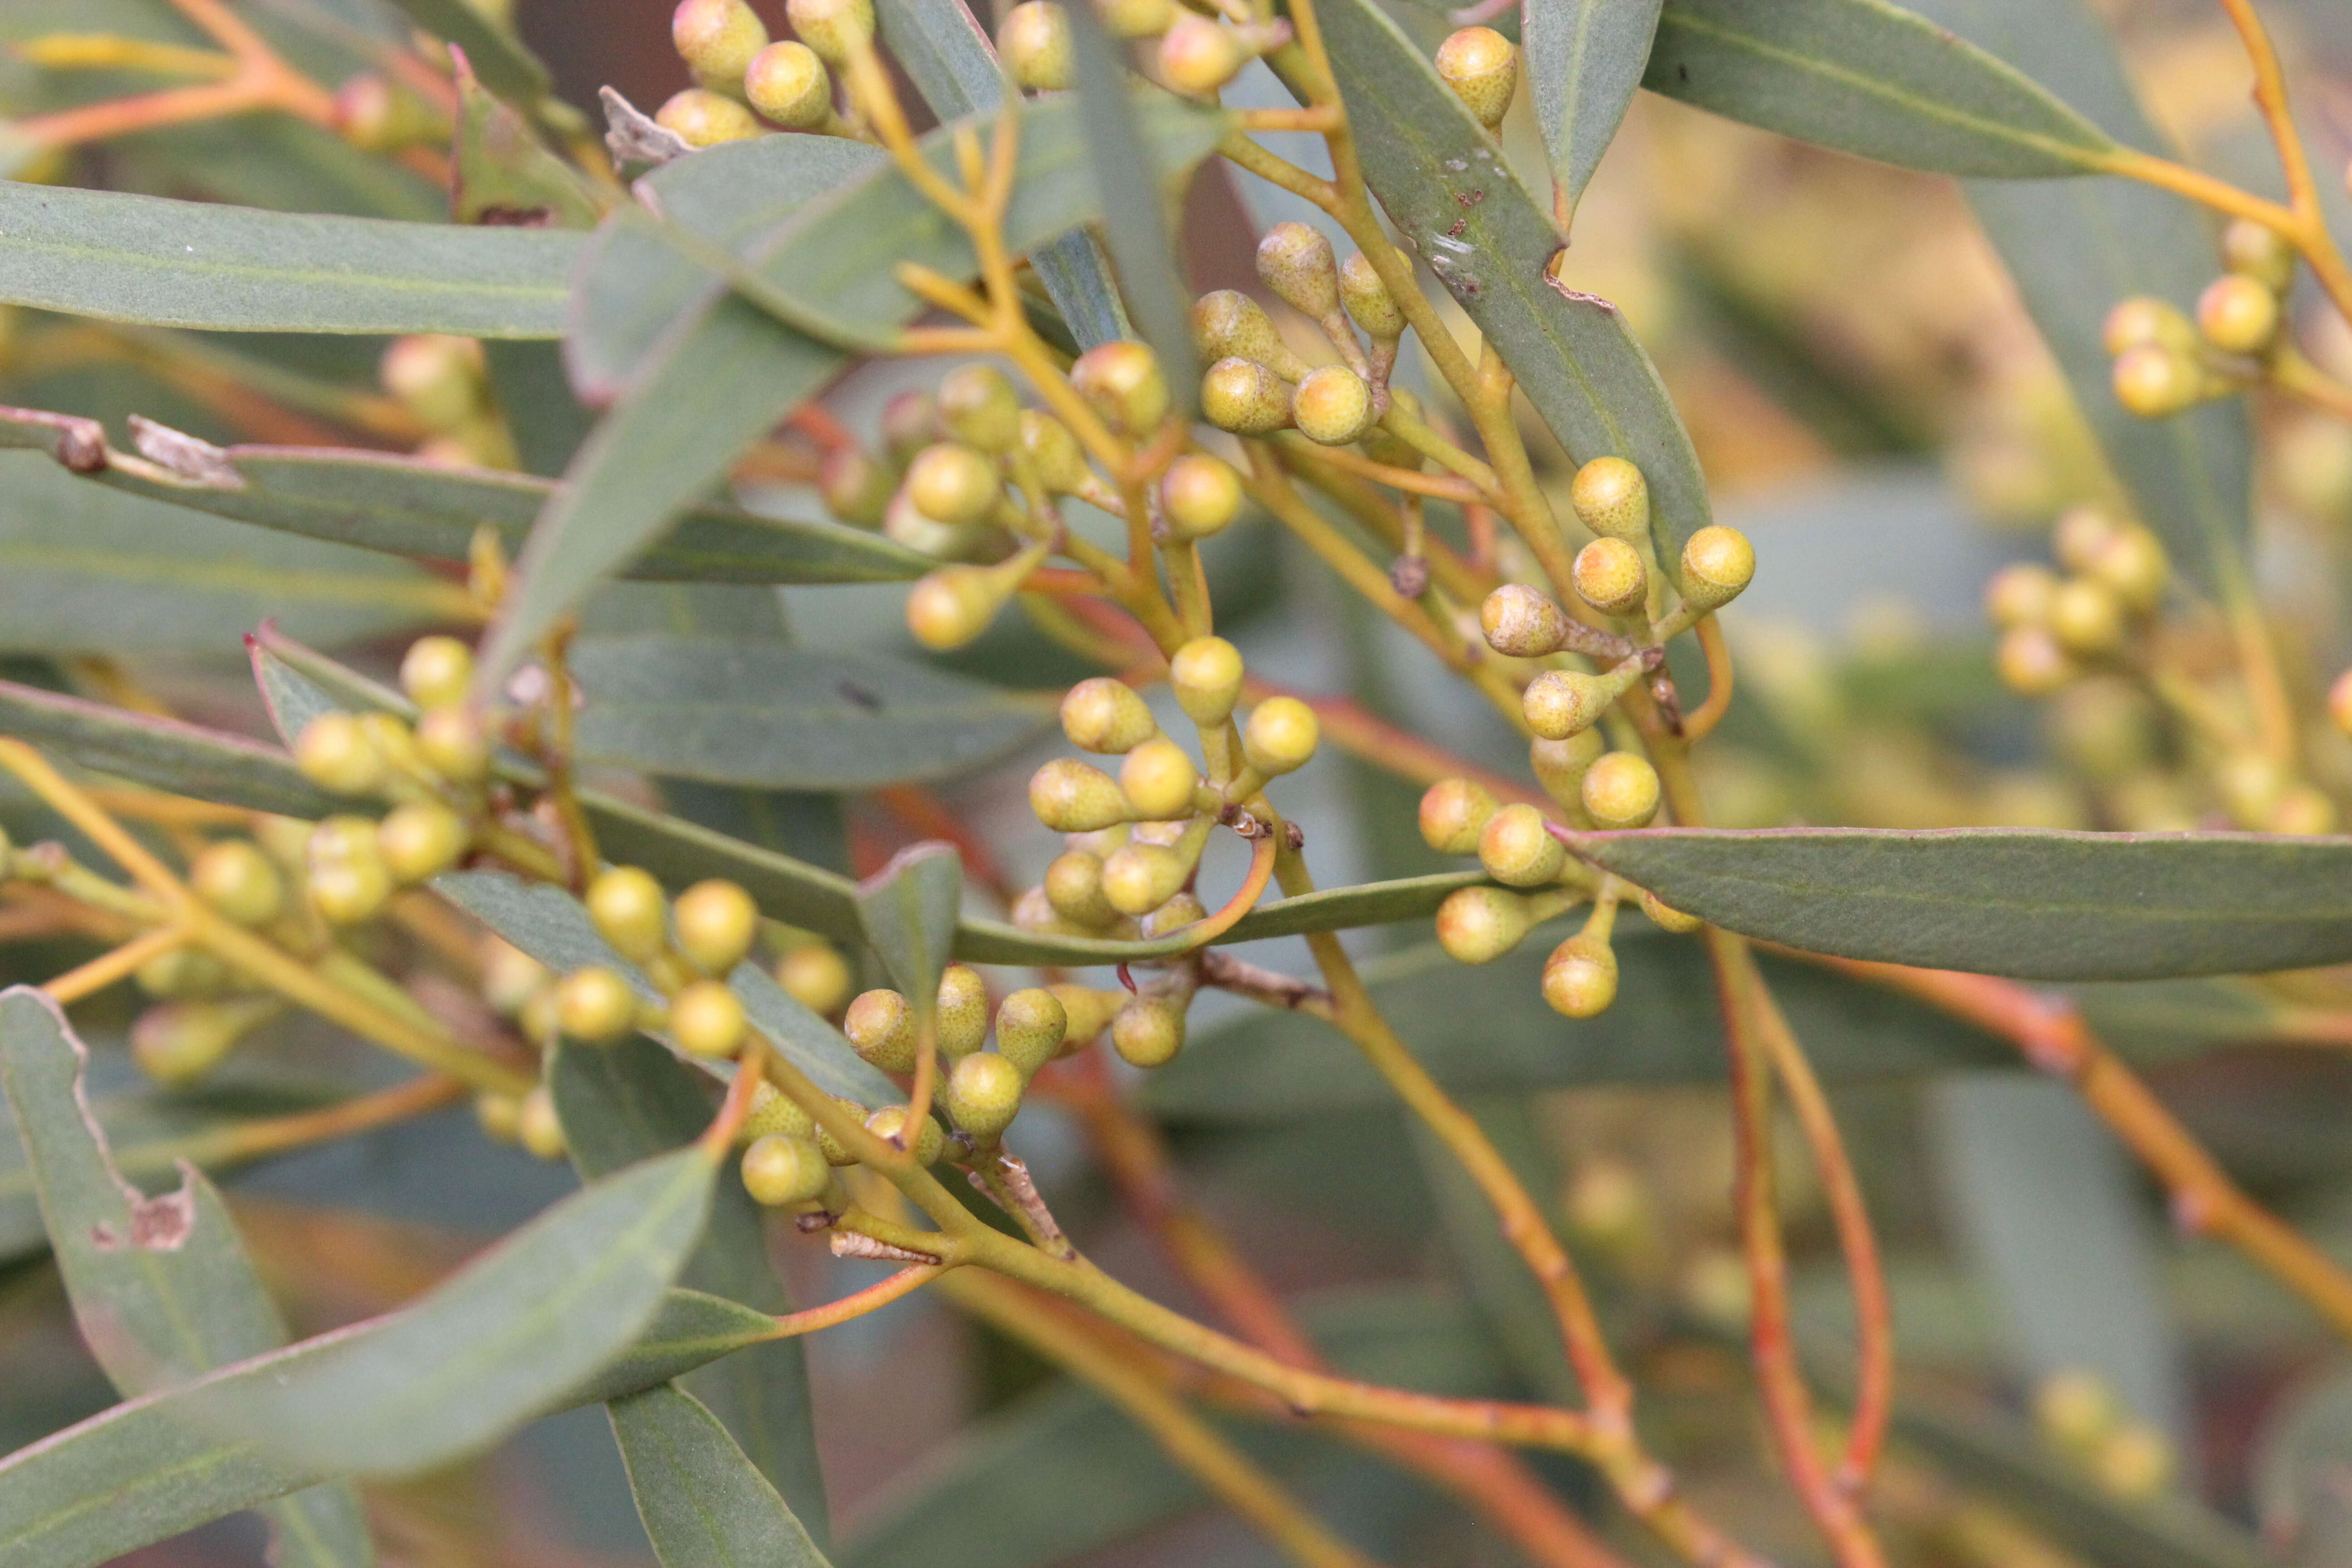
[1569,456,1649,542]
[1000,1,1074,90]
[674,878,759,974]
[1581,752,1660,829]
[906,565,1007,651]
[1984,562,2057,628]
[939,365,1023,454]
[937,964,990,1058]
[558,965,638,1044]
[480,938,549,1017]
[2221,218,2295,291]
[381,335,485,432]
[1480,584,1570,657]
[1170,636,1245,724]
[416,705,490,784]
[1140,890,1205,938]
[191,840,284,927]
[1157,14,1246,96]
[400,636,475,710]
[2328,669,2352,738]
[1542,932,1617,1017]
[1435,26,1516,129]
[1678,524,1754,611]
[2052,505,2116,573]
[1100,0,1175,37]
[1522,670,1608,740]
[1292,364,1374,446]
[745,40,834,128]
[137,946,233,1001]
[295,712,384,797]
[995,987,1068,1075]
[1102,841,1190,916]
[866,1103,946,1163]
[2087,526,2166,616]
[1201,356,1294,436]
[2048,577,2124,657]
[1255,221,1341,323]
[1112,996,1185,1067]
[671,978,748,1057]
[1996,624,2077,696]
[1120,736,1199,819]
[2111,343,2202,418]
[587,866,669,963]
[787,0,876,66]
[813,1096,869,1163]
[1051,983,1122,1048]
[1072,341,1170,435]
[742,1133,831,1205]
[1529,730,1605,808]
[845,987,918,1073]
[905,442,1000,526]
[1161,453,1242,539]
[820,444,891,525]
[2195,272,2278,355]
[776,942,853,1015]
[1242,696,1318,776]
[1572,537,1645,615]
[1019,408,1093,492]
[519,1085,567,1160]
[1062,676,1158,753]
[1044,849,1117,927]
[132,997,277,1086]
[307,815,391,926]
[1434,885,1529,963]
[1030,758,1132,832]
[1191,290,1308,381]
[944,1051,1024,1141]
[742,1081,818,1143]
[2101,295,2199,357]
[881,389,939,465]
[377,799,468,885]
[674,0,770,80]
[476,1090,524,1144]
[1418,777,1499,856]
[1338,251,1405,340]
[656,88,764,146]
[1478,802,1565,887]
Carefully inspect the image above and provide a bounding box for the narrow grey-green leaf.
[872,0,1133,347]
[0,452,445,653]
[0,181,578,336]
[0,413,928,585]
[568,638,1054,790]
[1642,0,2118,176]
[480,90,1225,685]
[380,0,553,105]
[555,1037,829,1538]
[1063,2,1197,403]
[1316,0,1712,568]
[854,843,963,1012]
[0,1289,774,1568]
[1564,826,2352,980]
[0,991,374,1568]
[611,1384,834,1568]
[1903,0,2254,596]
[195,1145,717,1475]
[0,678,334,820]
[1526,0,1663,221]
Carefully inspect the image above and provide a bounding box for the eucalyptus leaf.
[568,638,1054,791]
[0,1288,774,1568]
[193,1145,718,1475]
[0,990,374,1568]
[1315,0,1713,567]
[854,843,963,1012]
[0,182,579,336]
[609,1384,834,1568]
[1525,0,1663,222]
[0,413,929,585]
[0,677,336,820]
[451,60,602,229]
[1643,0,2118,176]
[1563,826,2352,980]
[482,90,1225,685]
[379,0,553,105]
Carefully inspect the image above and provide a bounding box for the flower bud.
[2269,784,2336,835]
[746,40,834,128]
[2112,343,2202,418]
[1581,752,1660,829]
[1062,676,1158,753]
[820,444,891,525]
[1072,341,1169,434]
[669,978,747,1057]
[381,335,485,432]
[1161,453,1242,539]
[2092,1425,2175,1500]
[137,946,233,1000]
[1678,524,1754,611]
[1243,696,1318,776]
[295,712,384,796]
[996,987,1069,1074]
[1044,849,1117,927]
[906,564,1007,650]
[1419,777,1499,856]
[1478,802,1565,887]
[2195,273,2278,355]
[480,939,549,1018]
[132,997,278,1086]
[2086,527,2166,615]
[2048,577,2124,657]
[1158,14,1246,96]
[1435,885,1529,963]
[1542,933,1617,1017]
[944,1051,1025,1141]
[1529,730,1604,808]
[1523,670,1608,740]
[400,636,475,710]
[1256,221,1341,322]
[1480,584,1569,657]
[1292,364,1374,446]
[744,1081,817,1142]
[845,987,919,1072]
[2221,218,2295,291]
[191,840,284,927]
[656,88,764,146]
[1201,357,1294,435]
[518,1085,566,1160]
[1996,623,2076,696]
[1639,887,1703,933]
[1569,456,1648,542]
[377,799,468,884]
[1120,736,1199,819]
[1018,408,1092,493]
[308,815,391,926]
[1141,889,1206,938]
[776,942,853,1015]
[1169,636,1245,724]
[814,1097,870,1163]
[587,866,669,963]
[674,878,759,974]
[2052,505,2116,572]
[2329,669,2352,738]
[742,1134,831,1205]
[1112,996,1185,1067]
[558,966,638,1044]
[1051,983,1122,1047]
[867,1104,947,1163]
[881,389,939,465]
[1984,562,2058,628]
[1191,290,1308,381]
[2101,295,2199,357]
[787,0,876,66]
[1098,0,1175,36]
[1001,1,1074,90]
[416,705,491,783]
[1031,758,1132,832]
[476,1091,524,1144]
[937,964,990,1058]
[1435,26,1516,129]
[939,365,1023,454]
[332,73,438,152]
[1572,537,1645,615]
[675,0,770,80]
[906,442,1000,526]
[1102,841,1190,916]
[1338,251,1405,340]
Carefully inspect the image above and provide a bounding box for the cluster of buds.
[661,0,872,144]
[1983,504,2168,697]
[843,970,1116,1148]
[1196,224,1413,443]
[382,335,509,469]
[2030,1368,2178,1501]
[2105,219,2297,419]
